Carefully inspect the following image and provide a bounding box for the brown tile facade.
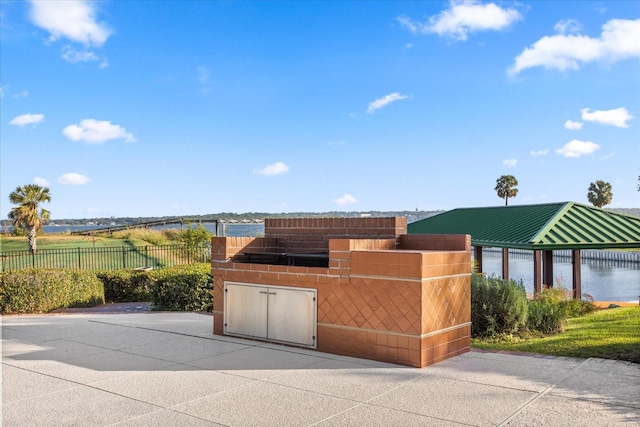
[211,217,471,368]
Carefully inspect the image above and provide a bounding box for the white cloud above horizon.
[58,172,90,185]
[554,19,582,35]
[581,107,633,128]
[530,149,549,157]
[502,158,517,167]
[28,0,111,46]
[254,161,289,176]
[61,45,108,67]
[9,113,44,127]
[397,0,521,41]
[33,177,50,186]
[509,18,640,76]
[63,119,136,144]
[334,193,358,205]
[555,139,600,158]
[367,92,408,113]
[564,120,583,130]
[28,0,111,67]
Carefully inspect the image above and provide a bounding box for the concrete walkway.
[2,311,639,426]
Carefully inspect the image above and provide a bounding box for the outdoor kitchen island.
[211,217,471,368]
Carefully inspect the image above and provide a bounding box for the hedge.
[0,269,104,314]
[98,270,153,303]
[0,263,213,314]
[150,264,213,312]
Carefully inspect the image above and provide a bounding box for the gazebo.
[407,202,640,299]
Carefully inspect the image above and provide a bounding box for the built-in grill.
[240,250,329,267]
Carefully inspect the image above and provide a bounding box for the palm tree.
[495,175,519,206]
[587,180,612,208]
[8,184,52,253]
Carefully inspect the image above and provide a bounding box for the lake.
[478,249,639,303]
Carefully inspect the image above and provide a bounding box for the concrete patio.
[2,310,639,426]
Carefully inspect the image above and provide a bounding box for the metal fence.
[482,248,640,264]
[0,244,211,272]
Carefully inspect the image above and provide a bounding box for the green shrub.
[0,269,104,314]
[471,273,529,338]
[527,298,565,335]
[526,286,598,335]
[149,263,212,312]
[97,270,153,302]
[563,298,598,317]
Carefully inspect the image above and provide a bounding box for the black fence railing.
[0,244,211,272]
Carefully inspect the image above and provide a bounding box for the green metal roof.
[407,202,640,250]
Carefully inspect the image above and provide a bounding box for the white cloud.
[530,149,549,157]
[367,92,409,113]
[555,139,600,158]
[564,120,583,130]
[581,107,633,128]
[254,162,289,176]
[28,0,111,46]
[58,172,90,185]
[63,119,136,144]
[509,18,640,76]
[502,158,517,167]
[33,177,50,186]
[62,46,97,62]
[327,140,345,146]
[554,19,581,35]
[9,113,44,127]
[397,0,521,41]
[61,45,107,66]
[334,193,358,205]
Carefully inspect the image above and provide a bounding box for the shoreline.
[593,300,639,309]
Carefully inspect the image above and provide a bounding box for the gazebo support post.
[502,248,509,281]
[572,249,582,300]
[474,246,483,274]
[533,250,542,296]
[543,250,554,288]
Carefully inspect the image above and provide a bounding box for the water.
[478,250,639,302]
[42,223,265,237]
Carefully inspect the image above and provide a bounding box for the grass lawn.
[472,307,640,363]
[1,228,182,252]
[1,235,142,251]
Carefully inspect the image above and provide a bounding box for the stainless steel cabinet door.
[224,282,317,348]
[267,287,316,347]
[224,283,268,339]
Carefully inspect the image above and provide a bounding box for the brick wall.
[265,217,407,253]
[211,217,471,368]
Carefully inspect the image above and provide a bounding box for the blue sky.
[1,1,639,219]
